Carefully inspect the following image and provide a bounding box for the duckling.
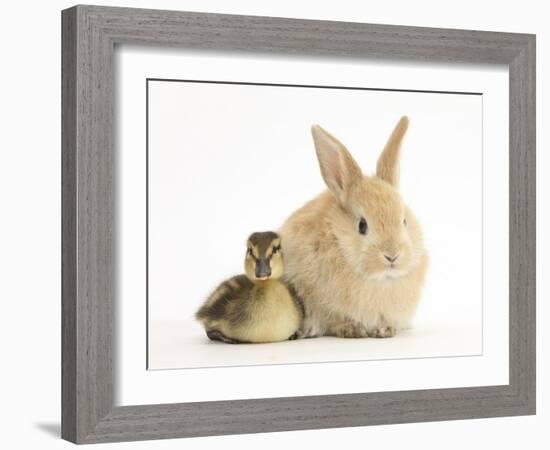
[195,231,304,344]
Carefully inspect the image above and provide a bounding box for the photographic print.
[62,6,534,442]
[146,78,483,370]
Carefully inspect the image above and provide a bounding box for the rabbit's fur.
[280,117,428,338]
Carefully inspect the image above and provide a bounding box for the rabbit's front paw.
[300,318,322,338]
[328,321,369,338]
[368,326,396,338]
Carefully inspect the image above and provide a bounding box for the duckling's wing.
[196,274,254,322]
[221,275,257,327]
[221,275,254,297]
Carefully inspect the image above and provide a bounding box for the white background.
[148,81,488,368]
[148,68,486,369]
[0,0,546,449]
[149,81,484,327]
[148,82,486,355]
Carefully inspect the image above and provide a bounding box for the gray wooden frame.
[61,4,536,444]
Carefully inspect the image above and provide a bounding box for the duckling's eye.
[272,245,281,254]
[358,217,368,235]
[247,248,254,257]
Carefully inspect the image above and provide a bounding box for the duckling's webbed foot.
[288,331,300,340]
[205,329,244,344]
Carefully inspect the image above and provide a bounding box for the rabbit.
[279,116,428,338]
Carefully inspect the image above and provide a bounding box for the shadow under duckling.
[195,231,304,344]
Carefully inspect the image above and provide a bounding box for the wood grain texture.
[62,5,114,443]
[508,37,536,408]
[61,4,536,444]
[61,7,77,443]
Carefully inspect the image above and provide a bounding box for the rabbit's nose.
[384,253,400,263]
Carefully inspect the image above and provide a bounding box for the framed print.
[61,5,536,444]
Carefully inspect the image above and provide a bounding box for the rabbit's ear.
[376,116,409,188]
[311,125,363,205]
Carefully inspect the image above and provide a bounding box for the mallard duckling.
[195,231,304,344]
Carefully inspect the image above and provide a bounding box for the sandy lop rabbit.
[279,117,428,338]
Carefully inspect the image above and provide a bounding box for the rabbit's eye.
[403,218,407,226]
[358,217,368,235]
